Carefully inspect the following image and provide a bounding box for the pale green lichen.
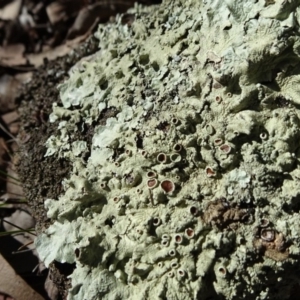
[35,0,300,299]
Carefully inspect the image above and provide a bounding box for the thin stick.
[0,123,18,144]
[32,262,42,273]
[17,240,34,251]
[12,248,34,254]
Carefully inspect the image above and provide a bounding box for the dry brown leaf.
[44,273,59,300]
[1,111,19,126]
[14,71,32,85]
[27,28,95,68]
[31,2,44,15]
[1,111,19,135]
[0,44,26,66]
[46,0,86,25]
[6,163,23,199]
[3,209,35,233]
[67,6,98,40]
[66,1,139,40]
[0,138,7,168]
[46,2,67,25]
[0,75,21,113]
[7,122,19,135]
[0,292,14,300]
[0,253,43,300]
[9,140,18,154]
[27,42,77,67]
[0,0,22,21]
[66,14,99,42]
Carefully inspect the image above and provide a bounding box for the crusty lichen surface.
[35,0,300,299]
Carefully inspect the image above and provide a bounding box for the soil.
[16,35,99,300]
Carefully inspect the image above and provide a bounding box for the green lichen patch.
[35,0,300,299]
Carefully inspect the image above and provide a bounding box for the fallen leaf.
[66,6,98,40]
[0,44,26,66]
[0,138,8,171]
[67,13,99,42]
[46,2,67,25]
[44,273,59,300]
[27,42,76,67]
[66,1,139,40]
[0,0,22,21]
[1,111,19,126]
[1,111,19,136]
[46,0,86,25]
[0,253,43,300]
[0,292,14,300]
[0,75,21,113]
[6,163,23,200]
[7,122,19,135]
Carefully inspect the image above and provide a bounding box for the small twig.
[0,123,19,145]
[12,248,34,255]
[17,240,34,251]
[32,262,43,273]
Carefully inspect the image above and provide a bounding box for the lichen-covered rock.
[35,0,300,299]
